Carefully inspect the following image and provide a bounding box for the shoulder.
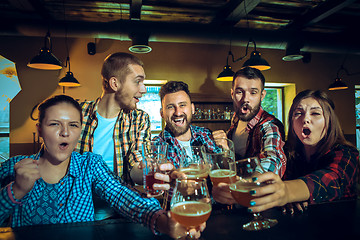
[191,125,212,135]
[329,144,359,158]
[129,108,150,119]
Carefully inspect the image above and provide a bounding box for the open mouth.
[302,128,311,137]
[173,117,186,126]
[59,142,69,150]
[241,104,251,114]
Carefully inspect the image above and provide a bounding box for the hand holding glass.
[203,138,236,187]
[142,141,168,197]
[229,157,278,231]
[170,178,212,239]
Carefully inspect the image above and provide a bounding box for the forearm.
[284,179,310,204]
[0,183,20,225]
[130,163,143,185]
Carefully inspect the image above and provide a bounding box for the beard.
[235,101,261,122]
[114,89,136,112]
[165,114,192,137]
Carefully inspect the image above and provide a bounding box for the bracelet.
[7,182,22,205]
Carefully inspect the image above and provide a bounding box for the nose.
[174,106,182,116]
[139,82,147,94]
[60,126,69,137]
[303,112,311,124]
[242,92,250,103]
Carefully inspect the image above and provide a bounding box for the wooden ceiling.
[1,0,360,54]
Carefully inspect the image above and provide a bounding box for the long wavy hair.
[287,90,353,160]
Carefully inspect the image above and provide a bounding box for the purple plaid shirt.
[227,107,287,177]
[152,125,219,168]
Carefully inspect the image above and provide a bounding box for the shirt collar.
[247,107,264,130]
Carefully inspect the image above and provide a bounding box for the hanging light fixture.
[217,51,235,81]
[328,77,348,91]
[59,57,80,87]
[28,31,62,70]
[129,32,152,54]
[217,38,271,81]
[328,65,349,91]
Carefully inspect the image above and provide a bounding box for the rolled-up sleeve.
[258,121,286,177]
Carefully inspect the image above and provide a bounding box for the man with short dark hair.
[153,81,218,168]
[213,67,286,176]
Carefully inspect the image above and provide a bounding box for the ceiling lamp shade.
[129,32,152,54]
[28,32,62,70]
[328,77,348,91]
[59,57,80,87]
[217,65,235,81]
[59,71,80,87]
[243,51,271,71]
[282,41,304,62]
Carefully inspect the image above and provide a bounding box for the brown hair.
[159,81,191,102]
[101,52,143,91]
[287,89,353,160]
[232,67,265,90]
[38,95,82,125]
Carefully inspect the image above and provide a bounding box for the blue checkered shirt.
[0,151,162,229]
[152,125,220,168]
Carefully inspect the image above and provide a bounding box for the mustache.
[171,114,187,120]
[240,103,253,111]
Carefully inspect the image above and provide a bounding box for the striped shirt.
[75,99,151,179]
[0,151,164,231]
[227,107,287,177]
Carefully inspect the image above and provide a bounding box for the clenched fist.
[12,158,41,199]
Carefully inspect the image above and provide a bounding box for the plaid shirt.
[285,144,359,204]
[227,107,286,177]
[75,99,151,178]
[0,151,163,231]
[152,125,219,168]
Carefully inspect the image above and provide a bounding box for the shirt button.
[59,203,63,207]
[61,182,64,185]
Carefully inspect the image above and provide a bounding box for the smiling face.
[115,64,146,111]
[292,97,326,148]
[161,90,195,140]
[231,76,266,121]
[37,102,82,165]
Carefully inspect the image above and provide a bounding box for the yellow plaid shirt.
[75,98,151,178]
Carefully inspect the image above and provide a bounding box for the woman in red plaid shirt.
[237,90,359,214]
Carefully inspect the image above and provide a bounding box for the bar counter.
[1,198,359,240]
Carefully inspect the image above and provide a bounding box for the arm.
[298,145,359,204]
[258,121,286,177]
[247,172,310,213]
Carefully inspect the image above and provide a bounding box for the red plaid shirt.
[285,144,359,204]
[227,107,286,177]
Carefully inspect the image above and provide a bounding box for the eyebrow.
[295,106,322,110]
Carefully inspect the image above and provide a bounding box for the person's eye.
[167,106,174,110]
[49,122,59,126]
[293,112,302,117]
[251,91,258,95]
[70,123,80,128]
[311,112,321,116]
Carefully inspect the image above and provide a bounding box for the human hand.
[12,158,41,199]
[282,201,308,214]
[157,212,206,239]
[151,164,186,193]
[246,172,288,213]
[212,182,237,205]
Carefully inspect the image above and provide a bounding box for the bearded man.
[152,81,219,168]
[213,67,286,177]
